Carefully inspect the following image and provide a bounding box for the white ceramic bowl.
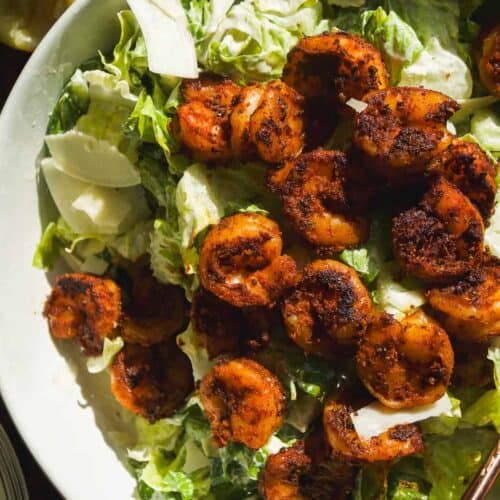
[0,1,139,498]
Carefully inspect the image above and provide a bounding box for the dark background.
[0,42,63,500]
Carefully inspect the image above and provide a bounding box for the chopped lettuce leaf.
[381,0,467,63]
[46,69,90,135]
[361,7,423,83]
[176,163,225,249]
[192,0,330,81]
[419,395,461,436]
[69,69,139,163]
[353,463,389,500]
[107,219,153,261]
[150,218,193,290]
[86,337,124,374]
[399,37,473,99]
[423,428,498,500]
[376,263,426,319]
[123,90,180,157]
[451,95,498,125]
[471,107,500,153]
[463,341,500,432]
[127,0,198,78]
[176,322,214,381]
[102,10,149,92]
[339,247,379,283]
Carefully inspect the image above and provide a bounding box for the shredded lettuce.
[130,399,294,499]
[46,69,90,135]
[361,7,423,84]
[189,0,330,81]
[399,37,473,99]
[423,428,498,500]
[470,106,500,154]
[176,322,214,381]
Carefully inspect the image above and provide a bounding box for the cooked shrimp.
[175,75,241,162]
[121,266,188,346]
[300,429,356,500]
[247,80,304,163]
[477,23,500,97]
[392,177,485,283]
[427,258,500,343]
[356,310,454,409]
[230,83,267,161]
[268,149,372,253]
[199,213,299,307]
[427,139,497,219]
[200,358,286,449]
[283,32,388,116]
[258,442,311,500]
[323,384,423,463]
[452,342,493,388]
[353,87,459,183]
[44,273,121,356]
[110,340,193,422]
[191,288,242,359]
[282,260,374,356]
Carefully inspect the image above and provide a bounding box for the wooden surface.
[0,43,63,500]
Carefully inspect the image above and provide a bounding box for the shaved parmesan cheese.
[42,158,149,235]
[346,98,368,113]
[351,393,453,441]
[127,0,198,78]
[45,131,141,187]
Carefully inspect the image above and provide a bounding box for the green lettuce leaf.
[423,428,498,500]
[46,69,90,135]
[361,7,423,83]
[123,90,180,157]
[102,10,149,94]
[471,106,500,154]
[190,0,330,81]
[419,395,462,436]
[399,36,473,99]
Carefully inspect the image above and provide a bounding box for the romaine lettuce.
[46,69,90,135]
[361,7,423,84]
[399,37,473,99]
[190,0,330,81]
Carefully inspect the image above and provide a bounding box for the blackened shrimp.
[245,80,304,163]
[283,32,389,116]
[353,87,459,184]
[427,139,497,219]
[427,258,500,343]
[268,149,372,253]
[392,177,485,283]
[282,260,374,356]
[356,310,454,409]
[323,385,423,463]
[121,267,188,346]
[191,288,242,359]
[175,75,241,162]
[199,213,299,307]
[200,358,286,449]
[110,340,193,422]
[477,23,500,97]
[44,273,121,356]
[258,442,311,500]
